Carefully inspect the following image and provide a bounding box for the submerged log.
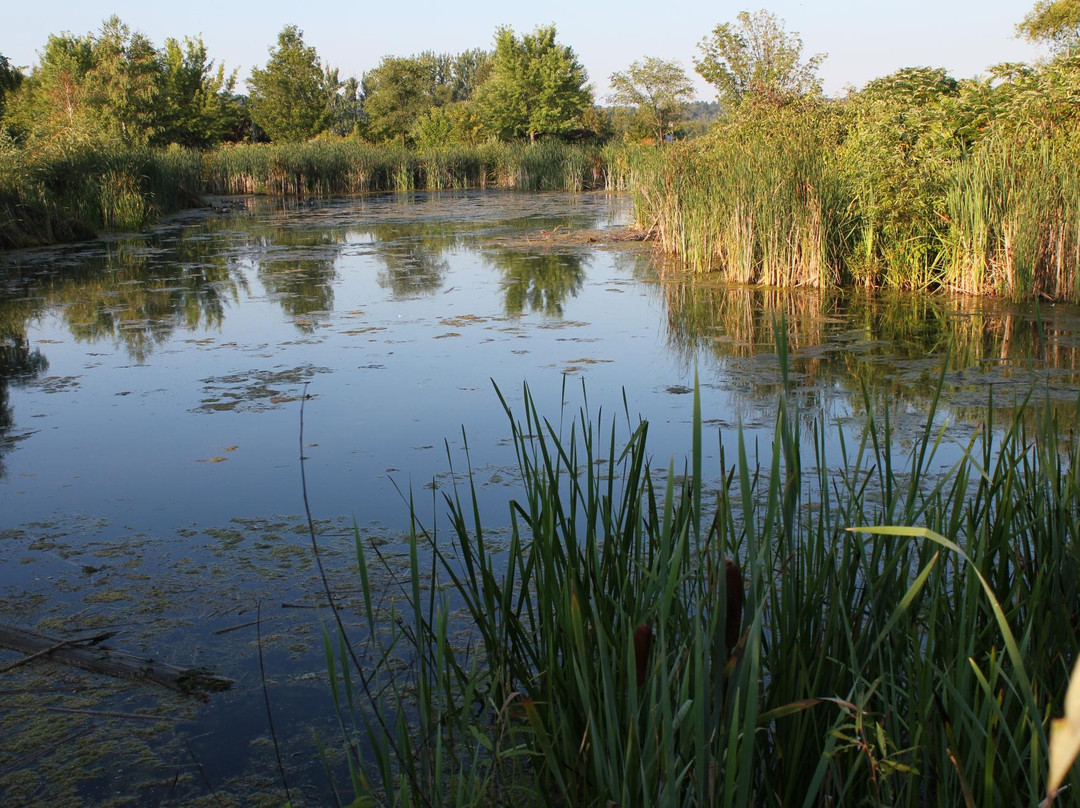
[0,623,232,696]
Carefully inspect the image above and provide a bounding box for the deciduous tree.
[1018,0,1080,52]
[85,16,162,145]
[362,56,434,145]
[477,25,591,143]
[156,35,241,148]
[609,57,694,142]
[0,54,23,121]
[247,25,338,142]
[694,10,824,109]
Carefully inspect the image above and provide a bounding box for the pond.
[1,190,1079,805]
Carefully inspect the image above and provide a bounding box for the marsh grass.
[634,112,1080,301]
[200,140,609,197]
[0,140,202,246]
[318,337,1080,806]
[629,109,852,288]
[944,135,1080,300]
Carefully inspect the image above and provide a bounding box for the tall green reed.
[324,337,1080,806]
[200,140,610,197]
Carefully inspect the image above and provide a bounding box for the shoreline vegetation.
[327,370,1080,807]
[1,7,1079,299]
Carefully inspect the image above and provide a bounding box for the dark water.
[1,191,1078,804]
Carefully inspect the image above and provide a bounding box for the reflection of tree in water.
[53,237,244,363]
[486,249,588,317]
[375,244,450,298]
[0,309,48,476]
[246,228,345,330]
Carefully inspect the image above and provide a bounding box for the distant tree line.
[2,2,1080,153]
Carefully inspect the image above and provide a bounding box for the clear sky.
[3,1,1047,101]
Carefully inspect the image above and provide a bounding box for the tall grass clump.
[0,137,202,247]
[201,140,610,197]
[322,339,1080,806]
[944,134,1080,300]
[632,103,853,287]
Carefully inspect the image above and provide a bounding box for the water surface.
[1,190,1078,804]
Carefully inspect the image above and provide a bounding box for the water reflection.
[486,249,588,317]
[0,323,47,476]
[654,269,1080,426]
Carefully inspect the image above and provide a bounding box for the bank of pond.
[2,120,1079,302]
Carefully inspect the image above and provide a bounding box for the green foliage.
[694,10,825,109]
[329,361,1080,806]
[647,49,1080,300]
[199,139,608,195]
[477,25,592,143]
[608,56,694,143]
[837,67,963,287]
[3,32,98,143]
[632,99,851,285]
[84,16,162,146]
[1,17,241,150]
[362,56,437,146]
[156,36,242,148]
[247,25,339,143]
[0,140,202,245]
[0,54,23,121]
[1018,0,1080,51]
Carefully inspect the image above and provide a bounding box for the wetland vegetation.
[2,1,1080,805]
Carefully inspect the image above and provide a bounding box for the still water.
[1,191,1078,804]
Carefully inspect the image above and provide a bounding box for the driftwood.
[0,623,232,696]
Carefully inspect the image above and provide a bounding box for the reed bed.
[0,139,202,247]
[199,140,609,196]
[632,110,1080,301]
[322,349,1080,807]
[630,109,852,289]
[944,135,1080,300]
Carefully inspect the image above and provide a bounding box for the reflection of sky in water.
[1,191,1079,539]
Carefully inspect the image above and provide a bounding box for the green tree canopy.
[84,16,162,145]
[608,57,694,142]
[3,18,242,148]
[477,25,592,143]
[1018,0,1080,51]
[247,25,339,142]
[362,56,436,145]
[0,54,23,121]
[156,36,241,148]
[694,10,825,109]
[3,33,96,141]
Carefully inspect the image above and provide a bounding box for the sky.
[3,1,1047,101]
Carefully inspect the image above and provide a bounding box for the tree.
[0,54,23,120]
[477,25,592,143]
[608,57,694,142]
[1017,0,1080,51]
[84,17,162,145]
[247,25,338,142]
[329,76,363,137]
[362,56,435,145]
[156,35,241,147]
[694,10,825,109]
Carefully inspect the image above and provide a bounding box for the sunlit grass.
[317,336,1080,806]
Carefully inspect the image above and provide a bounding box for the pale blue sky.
[4,1,1045,100]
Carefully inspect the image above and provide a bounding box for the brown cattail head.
[633,624,653,687]
[725,559,744,653]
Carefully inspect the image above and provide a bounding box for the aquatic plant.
[320,342,1080,806]
[199,140,609,197]
[0,139,202,246]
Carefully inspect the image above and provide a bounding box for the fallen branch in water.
[0,623,232,696]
